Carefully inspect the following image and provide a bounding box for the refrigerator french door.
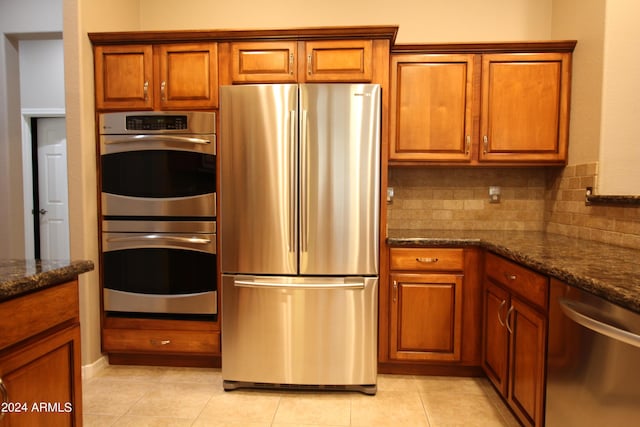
[219,84,380,394]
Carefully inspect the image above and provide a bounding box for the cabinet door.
[480,52,571,163]
[508,297,547,427]
[231,42,297,83]
[94,45,153,110]
[389,273,463,361]
[157,43,218,109]
[390,54,476,162]
[0,325,81,426]
[303,40,372,82]
[482,281,510,396]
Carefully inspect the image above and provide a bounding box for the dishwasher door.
[221,275,378,394]
[546,281,640,426]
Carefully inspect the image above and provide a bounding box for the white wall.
[19,39,65,110]
[598,0,640,194]
[139,0,552,43]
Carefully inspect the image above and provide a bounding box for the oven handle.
[103,135,213,145]
[106,235,212,245]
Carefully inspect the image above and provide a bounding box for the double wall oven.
[99,111,217,318]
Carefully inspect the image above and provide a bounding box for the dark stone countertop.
[387,230,640,314]
[0,259,94,303]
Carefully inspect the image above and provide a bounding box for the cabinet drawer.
[485,253,548,309]
[103,328,220,355]
[0,280,79,351]
[390,248,464,271]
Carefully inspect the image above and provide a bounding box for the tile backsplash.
[387,167,547,231]
[545,163,640,249]
[388,163,640,249]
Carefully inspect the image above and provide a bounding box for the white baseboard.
[82,355,109,380]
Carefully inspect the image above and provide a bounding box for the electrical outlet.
[489,186,501,203]
[387,187,394,203]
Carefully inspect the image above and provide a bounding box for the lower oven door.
[102,222,217,316]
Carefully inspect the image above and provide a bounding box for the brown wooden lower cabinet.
[381,247,483,374]
[482,253,548,427]
[0,280,82,426]
[390,273,463,361]
[102,317,220,368]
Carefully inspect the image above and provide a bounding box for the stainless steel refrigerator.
[219,83,380,394]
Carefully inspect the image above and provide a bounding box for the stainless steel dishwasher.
[546,280,640,426]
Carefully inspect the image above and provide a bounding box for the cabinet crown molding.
[392,40,577,54]
[89,25,399,45]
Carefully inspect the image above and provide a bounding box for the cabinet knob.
[504,272,517,281]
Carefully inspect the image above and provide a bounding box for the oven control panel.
[126,115,188,131]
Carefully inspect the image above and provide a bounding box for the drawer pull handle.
[506,305,515,334]
[416,257,438,263]
[504,273,517,281]
[497,300,507,327]
[150,339,171,346]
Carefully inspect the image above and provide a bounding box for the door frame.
[20,108,66,259]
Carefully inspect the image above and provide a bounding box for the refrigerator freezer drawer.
[221,275,378,392]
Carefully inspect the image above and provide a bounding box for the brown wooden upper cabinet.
[94,42,218,111]
[230,40,373,84]
[389,42,575,165]
[390,54,476,162]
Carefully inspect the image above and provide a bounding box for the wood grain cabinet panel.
[482,253,548,427]
[0,280,82,426]
[390,54,476,162]
[157,43,218,110]
[94,42,217,111]
[95,45,154,110]
[480,52,571,163]
[304,40,373,82]
[389,44,574,165]
[389,273,463,362]
[231,42,297,83]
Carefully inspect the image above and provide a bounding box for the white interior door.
[37,117,70,260]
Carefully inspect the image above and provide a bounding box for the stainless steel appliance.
[102,220,217,315]
[546,281,640,426]
[99,111,216,218]
[219,84,380,394]
[99,111,217,317]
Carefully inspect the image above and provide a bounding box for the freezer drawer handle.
[234,279,365,290]
[559,298,640,349]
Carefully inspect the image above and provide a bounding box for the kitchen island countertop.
[388,230,640,314]
[0,259,94,302]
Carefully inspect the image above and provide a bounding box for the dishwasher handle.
[559,298,640,349]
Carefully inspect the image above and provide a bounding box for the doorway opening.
[22,114,70,260]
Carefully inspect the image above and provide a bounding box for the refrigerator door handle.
[233,278,365,290]
[289,109,297,254]
[300,109,309,253]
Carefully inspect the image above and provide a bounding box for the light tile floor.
[83,365,520,426]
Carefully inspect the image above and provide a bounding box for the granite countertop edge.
[387,230,640,314]
[0,259,95,302]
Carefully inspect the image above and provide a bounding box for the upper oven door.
[100,112,216,218]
